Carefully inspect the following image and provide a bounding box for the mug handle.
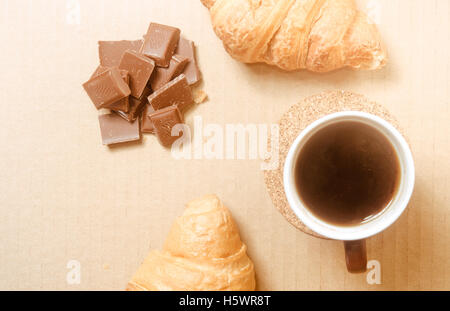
[344,240,367,273]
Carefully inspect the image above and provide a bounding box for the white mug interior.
[283,111,415,241]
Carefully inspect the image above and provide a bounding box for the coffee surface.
[295,121,400,226]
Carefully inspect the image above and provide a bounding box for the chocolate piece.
[98,113,140,145]
[116,87,152,122]
[149,54,189,91]
[140,23,180,67]
[147,74,194,112]
[98,40,143,67]
[91,66,130,112]
[118,51,155,99]
[141,104,156,134]
[149,106,184,147]
[83,67,131,110]
[176,37,201,85]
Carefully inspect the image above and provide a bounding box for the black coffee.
[295,121,400,226]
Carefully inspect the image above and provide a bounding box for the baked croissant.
[201,0,387,72]
[127,195,256,291]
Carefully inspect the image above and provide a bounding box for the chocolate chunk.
[98,113,140,145]
[83,67,131,110]
[150,54,189,91]
[149,106,184,147]
[176,37,202,85]
[141,104,156,134]
[91,66,130,112]
[118,51,155,98]
[140,23,180,67]
[116,87,152,122]
[98,40,143,67]
[147,74,194,112]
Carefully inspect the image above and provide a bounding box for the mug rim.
[283,111,415,241]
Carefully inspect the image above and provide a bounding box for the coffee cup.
[284,111,415,273]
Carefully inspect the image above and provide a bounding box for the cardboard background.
[0,0,448,290]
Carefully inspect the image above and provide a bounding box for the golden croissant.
[201,0,387,72]
[127,195,256,291]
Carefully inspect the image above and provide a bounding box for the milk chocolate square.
[176,37,201,85]
[119,51,155,98]
[91,66,130,113]
[83,67,131,110]
[98,40,143,67]
[149,106,184,148]
[140,23,180,67]
[149,54,189,91]
[147,74,194,112]
[98,113,140,145]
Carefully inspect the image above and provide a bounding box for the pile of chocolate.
[83,22,203,147]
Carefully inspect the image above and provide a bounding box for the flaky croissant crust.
[127,195,256,291]
[202,0,387,72]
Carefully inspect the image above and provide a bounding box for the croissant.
[201,0,387,72]
[127,195,256,291]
